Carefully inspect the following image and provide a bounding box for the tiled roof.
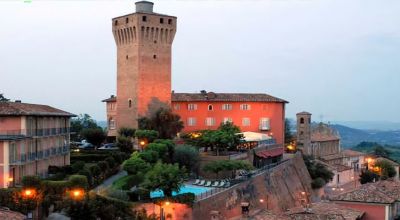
[0,102,75,117]
[0,208,25,220]
[171,92,288,103]
[342,149,365,157]
[297,111,312,115]
[331,180,400,204]
[285,202,364,220]
[102,96,116,102]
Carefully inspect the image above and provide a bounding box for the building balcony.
[28,152,36,161]
[0,127,71,138]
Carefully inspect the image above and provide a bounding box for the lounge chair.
[204,181,212,187]
[211,181,219,187]
[193,179,200,185]
[198,180,205,186]
[224,181,231,188]
[218,181,225,187]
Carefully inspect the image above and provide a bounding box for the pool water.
[150,185,211,198]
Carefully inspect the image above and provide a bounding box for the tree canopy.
[81,128,106,146]
[173,145,200,174]
[141,162,187,197]
[70,114,101,141]
[0,94,10,102]
[138,107,184,139]
[303,155,334,189]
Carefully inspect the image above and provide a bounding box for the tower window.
[168,19,172,24]
[142,16,147,22]
[126,55,128,60]
[153,55,157,59]
[114,20,118,26]
[160,18,164,24]
[208,104,213,111]
[300,118,305,124]
[126,18,129,23]
[128,99,132,108]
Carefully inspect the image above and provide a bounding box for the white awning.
[238,131,271,142]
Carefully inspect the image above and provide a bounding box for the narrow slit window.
[153,55,157,59]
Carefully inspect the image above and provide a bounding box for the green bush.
[113,175,143,190]
[71,154,110,163]
[68,175,89,190]
[105,157,117,169]
[135,130,159,143]
[71,161,85,173]
[78,169,93,186]
[42,180,70,195]
[146,143,168,161]
[123,157,150,175]
[22,175,41,189]
[98,161,109,172]
[139,150,159,164]
[46,172,66,181]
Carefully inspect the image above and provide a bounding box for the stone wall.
[193,153,313,219]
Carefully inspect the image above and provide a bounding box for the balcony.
[36,151,44,160]
[44,149,50,158]
[0,127,71,138]
[28,152,36,161]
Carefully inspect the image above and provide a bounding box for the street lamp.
[160,201,170,220]
[69,188,85,201]
[21,188,38,220]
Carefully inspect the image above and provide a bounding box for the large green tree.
[138,108,184,139]
[81,128,106,147]
[173,145,199,174]
[374,159,396,180]
[142,162,187,197]
[70,114,101,141]
[303,155,334,189]
[116,135,134,153]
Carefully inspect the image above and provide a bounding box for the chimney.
[135,1,154,13]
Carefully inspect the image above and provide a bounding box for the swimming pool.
[150,185,211,198]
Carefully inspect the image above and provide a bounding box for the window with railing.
[9,142,17,163]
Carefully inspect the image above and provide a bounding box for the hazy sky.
[1,0,399,122]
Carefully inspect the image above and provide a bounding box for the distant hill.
[97,120,107,129]
[333,121,400,131]
[331,124,400,148]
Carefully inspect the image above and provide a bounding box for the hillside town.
[1,1,399,220]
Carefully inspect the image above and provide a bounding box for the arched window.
[300,117,305,124]
[208,104,213,111]
[128,99,132,108]
[114,20,118,26]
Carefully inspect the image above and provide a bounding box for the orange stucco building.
[103,1,288,145]
[0,101,74,188]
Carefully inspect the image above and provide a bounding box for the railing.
[0,127,71,137]
[195,159,288,201]
[28,152,36,161]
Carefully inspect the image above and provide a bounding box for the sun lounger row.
[192,179,231,188]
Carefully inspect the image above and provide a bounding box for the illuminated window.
[174,104,180,110]
[188,117,196,126]
[242,118,250,126]
[208,104,213,111]
[240,104,251,110]
[222,104,232,110]
[205,117,216,126]
[259,118,270,130]
[188,104,197,110]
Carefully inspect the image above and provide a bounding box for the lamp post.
[69,188,85,201]
[22,188,38,220]
[159,201,170,220]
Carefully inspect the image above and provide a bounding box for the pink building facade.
[0,102,75,188]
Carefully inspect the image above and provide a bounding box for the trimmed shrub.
[68,175,89,190]
[138,150,159,164]
[42,180,70,195]
[22,175,41,189]
[78,169,93,186]
[71,161,85,173]
[71,154,110,163]
[105,157,116,169]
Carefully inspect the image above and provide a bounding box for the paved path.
[92,170,127,193]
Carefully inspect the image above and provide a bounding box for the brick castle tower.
[112,1,176,129]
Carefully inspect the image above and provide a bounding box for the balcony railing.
[0,127,71,137]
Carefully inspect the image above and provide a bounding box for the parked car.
[79,142,95,150]
[98,143,118,151]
